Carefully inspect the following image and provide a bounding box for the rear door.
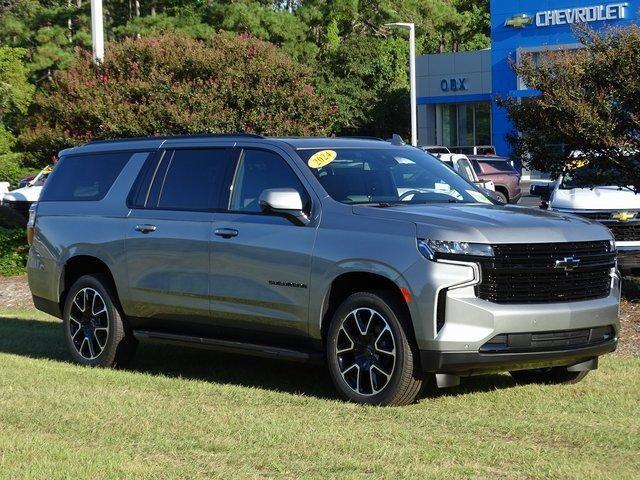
[208,147,319,342]
[125,147,231,332]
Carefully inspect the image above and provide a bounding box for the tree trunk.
[67,0,73,43]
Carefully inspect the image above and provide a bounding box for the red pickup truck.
[468,156,522,204]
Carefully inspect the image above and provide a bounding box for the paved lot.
[517,180,541,207]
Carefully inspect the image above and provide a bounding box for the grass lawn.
[0,308,638,479]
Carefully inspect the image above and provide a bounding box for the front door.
[209,148,318,343]
[125,148,230,333]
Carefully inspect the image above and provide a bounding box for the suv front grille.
[570,212,640,242]
[605,223,640,242]
[476,241,615,304]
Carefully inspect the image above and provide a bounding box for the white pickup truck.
[532,174,640,272]
[1,167,51,217]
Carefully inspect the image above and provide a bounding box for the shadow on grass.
[0,316,518,402]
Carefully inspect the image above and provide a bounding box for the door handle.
[214,228,239,239]
[135,224,157,234]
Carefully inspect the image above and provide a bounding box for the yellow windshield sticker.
[308,150,337,169]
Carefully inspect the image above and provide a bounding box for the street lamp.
[90,0,105,63]
[385,22,417,147]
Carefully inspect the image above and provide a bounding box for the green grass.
[0,308,638,479]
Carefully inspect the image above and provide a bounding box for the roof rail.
[336,136,386,141]
[86,133,265,145]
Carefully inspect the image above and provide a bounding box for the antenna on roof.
[389,134,406,146]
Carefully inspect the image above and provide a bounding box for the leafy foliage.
[0,153,35,189]
[19,32,333,162]
[502,26,640,191]
[0,226,28,276]
[2,0,490,166]
[0,46,34,153]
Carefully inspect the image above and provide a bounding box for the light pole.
[385,22,417,146]
[90,0,105,63]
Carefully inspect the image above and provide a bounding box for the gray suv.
[27,135,620,406]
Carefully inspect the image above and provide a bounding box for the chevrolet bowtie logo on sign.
[555,256,581,272]
[505,14,533,28]
[611,211,637,222]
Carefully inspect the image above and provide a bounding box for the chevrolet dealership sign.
[505,3,628,28]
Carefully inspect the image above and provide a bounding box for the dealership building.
[416,0,640,157]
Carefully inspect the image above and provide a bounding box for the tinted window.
[230,150,310,213]
[152,149,228,211]
[299,148,491,205]
[40,152,132,202]
[129,151,164,208]
[479,160,516,173]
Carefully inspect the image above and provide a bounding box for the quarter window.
[40,152,132,202]
[230,150,310,213]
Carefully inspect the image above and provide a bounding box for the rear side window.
[480,160,516,173]
[40,152,132,201]
[147,149,228,211]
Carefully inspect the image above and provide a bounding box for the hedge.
[0,226,28,276]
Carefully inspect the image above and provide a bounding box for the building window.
[474,103,491,145]
[431,102,491,148]
[441,104,458,147]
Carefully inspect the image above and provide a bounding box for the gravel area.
[1,275,639,356]
[0,275,33,309]
[618,300,640,357]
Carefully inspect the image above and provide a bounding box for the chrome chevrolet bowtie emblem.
[611,211,636,222]
[555,256,580,272]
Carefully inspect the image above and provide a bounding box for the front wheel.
[326,291,423,406]
[510,367,589,385]
[63,274,137,368]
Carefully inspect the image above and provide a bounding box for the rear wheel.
[63,274,137,368]
[510,367,589,385]
[326,291,423,406]
[494,190,508,204]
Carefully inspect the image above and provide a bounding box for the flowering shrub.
[19,32,334,164]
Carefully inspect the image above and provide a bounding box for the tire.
[63,274,137,368]
[510,367,589,385]
[495,190,508,204]
[326,291,423,406]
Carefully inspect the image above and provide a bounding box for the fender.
[309,259,420,340]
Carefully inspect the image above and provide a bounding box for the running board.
[133,330,324,364]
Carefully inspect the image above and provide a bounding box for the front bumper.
[411,261,620,374]
[421,338,617,375]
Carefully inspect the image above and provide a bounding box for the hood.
[352,203,612,244]
[3,185,43,202]
[551,186,640,211]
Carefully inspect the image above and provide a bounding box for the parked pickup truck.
[1,166,51,217]
[532,172,640,273]
[469,156,522,204]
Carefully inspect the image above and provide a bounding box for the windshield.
[298,147,492,205]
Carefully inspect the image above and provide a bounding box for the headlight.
[418,239,494,261]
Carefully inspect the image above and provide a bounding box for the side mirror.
[259,188,310,226]
[530,183,551,200]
